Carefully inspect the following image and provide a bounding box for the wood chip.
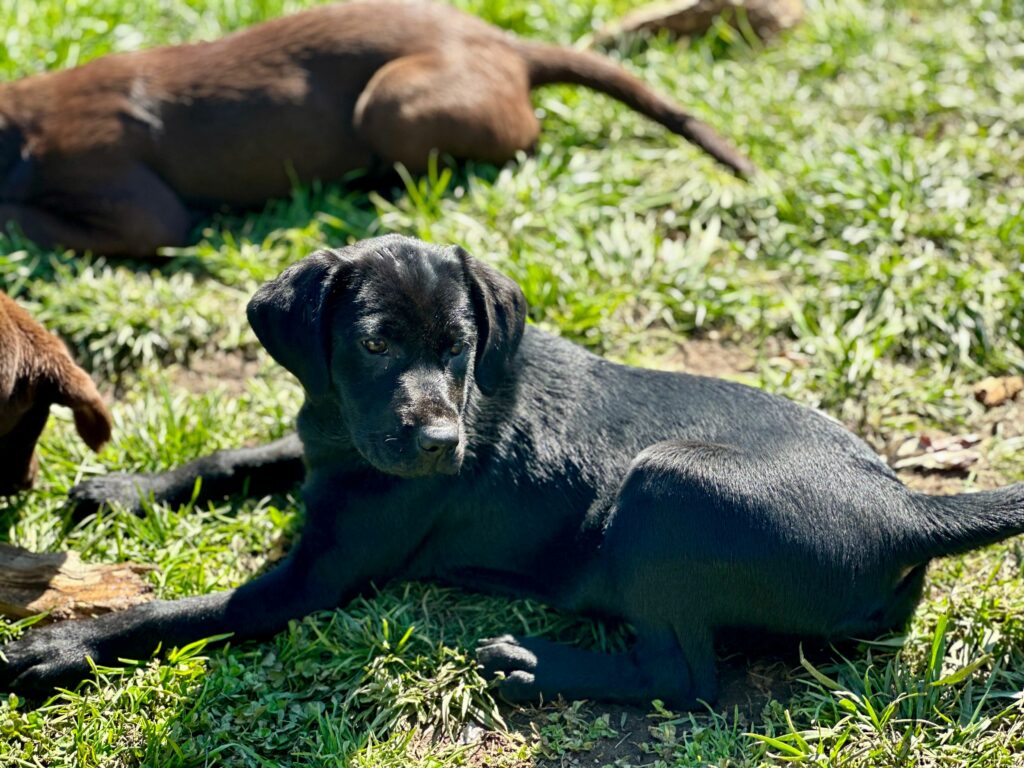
[0,543,155,623]
[973,375,1024,409]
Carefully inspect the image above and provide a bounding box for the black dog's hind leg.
[477,626,715,707]
[68,433,305,517]
[476,440,768,707]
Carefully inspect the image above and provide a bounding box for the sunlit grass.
[0,0,1022,764]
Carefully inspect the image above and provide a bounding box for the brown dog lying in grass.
[0,292,112,494]
[0,1,753,257]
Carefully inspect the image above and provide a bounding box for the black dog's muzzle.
[414,422,462,474]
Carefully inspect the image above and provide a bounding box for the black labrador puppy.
[7,234,1024,704]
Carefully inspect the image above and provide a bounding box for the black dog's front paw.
[67,473,157,518]
[476,635,539,702]
[0,622,101,696]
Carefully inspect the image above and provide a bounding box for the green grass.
[1,0,1023,764]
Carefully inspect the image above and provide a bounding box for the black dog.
[7,235,1024,705]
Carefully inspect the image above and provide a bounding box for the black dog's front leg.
[68,434,306,517]
[0,541,339,695]
[1,487,393,696]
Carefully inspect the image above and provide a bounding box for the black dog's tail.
[515,40,755,178]
[907,483,1024,560]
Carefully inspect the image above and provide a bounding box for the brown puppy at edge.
[0,1,754,257]
[0,292,112,494]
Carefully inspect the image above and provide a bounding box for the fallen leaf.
[890,433,982,473]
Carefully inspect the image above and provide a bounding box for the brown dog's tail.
[515,41,755,177]
[52,359,113,452]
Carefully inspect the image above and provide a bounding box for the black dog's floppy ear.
[456,247,527,396]
[247,250,350,398]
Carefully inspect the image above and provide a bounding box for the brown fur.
[0,1,753,257]
[0,292,112,493]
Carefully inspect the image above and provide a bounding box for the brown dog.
[0,1,753,257]
[0,292,112,493]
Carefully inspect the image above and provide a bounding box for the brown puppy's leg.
[0,204,130,255]
[20,310,113,451]
[0,365,111,490]
[353,49,541,172]
[0,165,191,257]
[0,293,112,493]
[0,403,49,493]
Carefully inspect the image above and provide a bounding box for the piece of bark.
[0,543,155,623]
[973,375,1024,409]
[594,0,804,44]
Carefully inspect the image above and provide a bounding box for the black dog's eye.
[362,338,388,355]
[449,340,465,357]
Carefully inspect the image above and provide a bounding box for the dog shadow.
[172,157,504,279]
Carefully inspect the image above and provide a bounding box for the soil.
[167,349,263,395]
[657,337,758,378]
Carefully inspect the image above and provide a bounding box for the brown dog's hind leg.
[0,403,49,493]
[353,49,541,172]
[0,165,191,257]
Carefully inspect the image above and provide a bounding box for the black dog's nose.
[417,424,460,455]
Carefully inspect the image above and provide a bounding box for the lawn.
[1,0,1023,765]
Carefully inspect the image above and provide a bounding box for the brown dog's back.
[0,2,751,254]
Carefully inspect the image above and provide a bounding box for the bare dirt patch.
[167,349,263,395]
[445,650,800,768]
[649,335,761,379]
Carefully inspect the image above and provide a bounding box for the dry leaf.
[891,433,982,474]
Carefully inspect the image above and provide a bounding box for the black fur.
[13,235,1024,705]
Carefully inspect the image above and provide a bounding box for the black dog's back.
[446,326,1024,642]
[487,327,903,524]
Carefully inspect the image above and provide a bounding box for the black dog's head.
[247,235,527,477]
